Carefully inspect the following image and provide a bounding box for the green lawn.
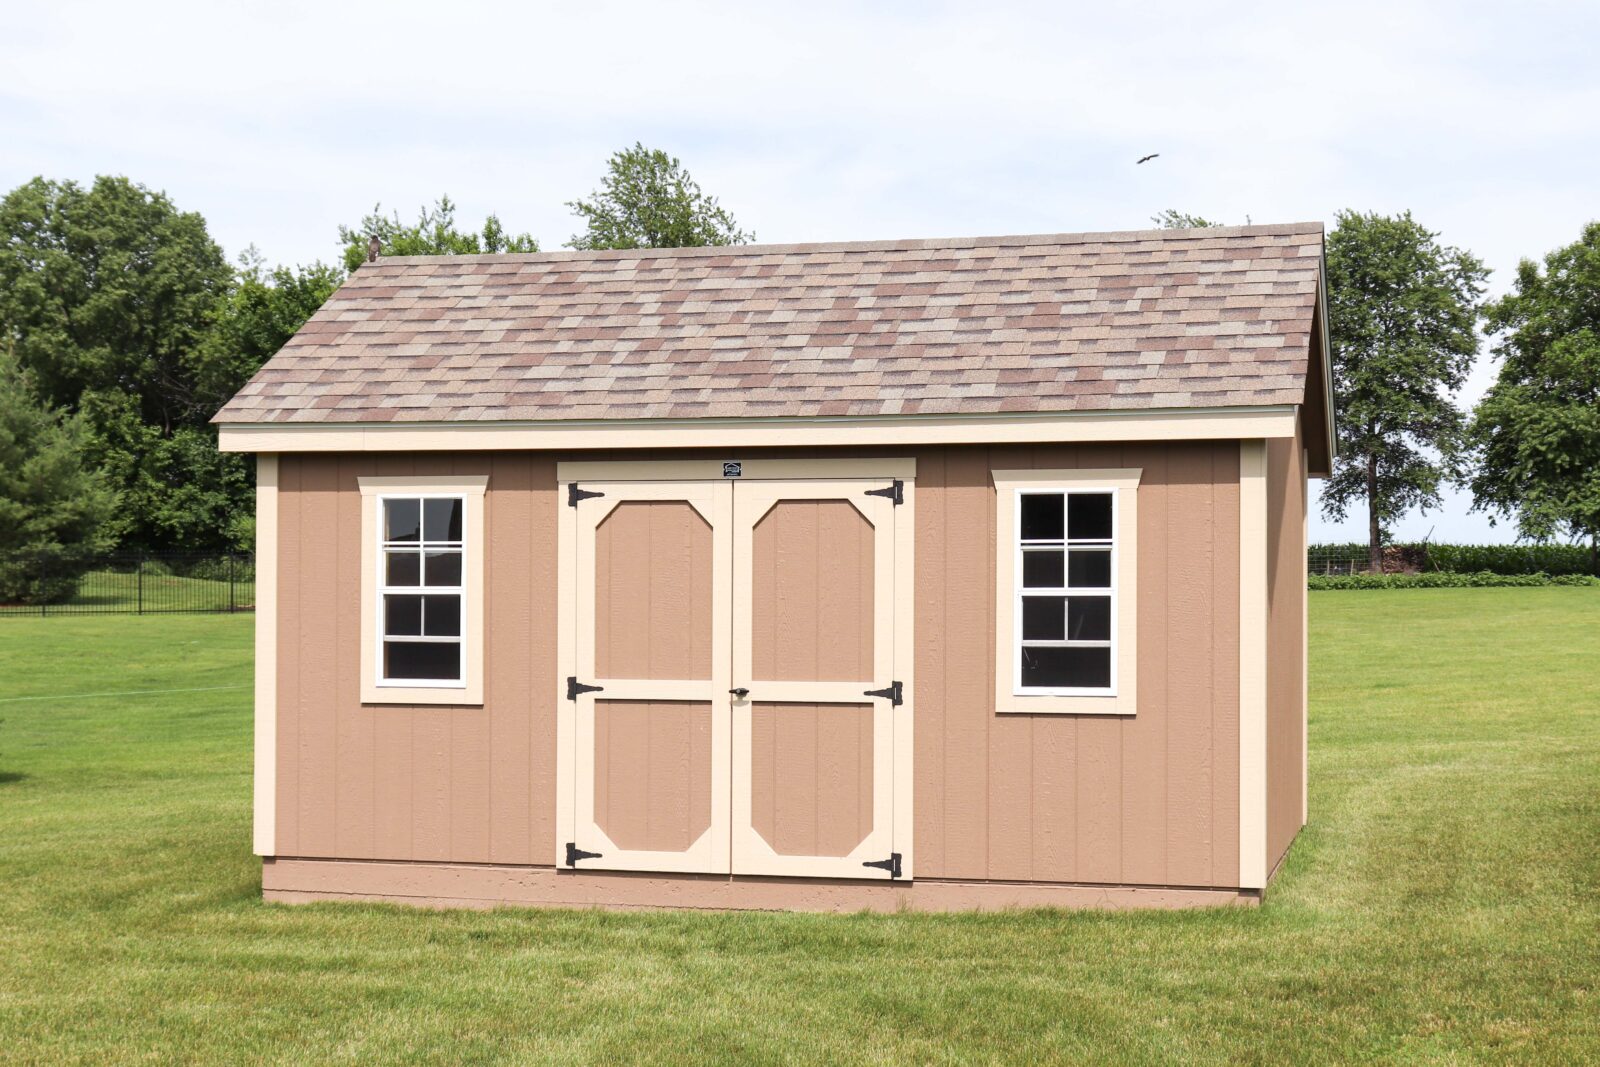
[1,590,1597,1064]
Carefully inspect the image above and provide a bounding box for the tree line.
[0,161,1593,575]
[0,144,749,570]
[1156,209,1600,572]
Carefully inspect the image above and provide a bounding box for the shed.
[215,224,1332,911]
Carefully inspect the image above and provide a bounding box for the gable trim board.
[217,406,1302,455]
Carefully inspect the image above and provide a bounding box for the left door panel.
[560,480,733,873]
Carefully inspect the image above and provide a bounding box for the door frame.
[555,458,916,880]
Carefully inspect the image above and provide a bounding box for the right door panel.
[731,481,904,879]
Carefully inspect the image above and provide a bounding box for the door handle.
[729,687,750,699]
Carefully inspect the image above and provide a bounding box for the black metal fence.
[0,553,255,616]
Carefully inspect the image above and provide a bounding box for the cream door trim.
[218,407,1300,453]
[558,458,916,483]
[253,454,278,857]
[357,475,488,705]
[1239,440,1269,890]
[729,478,911,880]
[991,468,1142,715]
[564,480,734,875]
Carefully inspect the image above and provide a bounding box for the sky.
[4,1,1597,544]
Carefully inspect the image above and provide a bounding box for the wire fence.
[0,553,255,617]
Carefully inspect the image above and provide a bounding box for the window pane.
[1021,646,1111,689]
[1021,596,1066,640]
[423,594,460,637]
[385,498,421,542]
[384,640,461,681]
[424,498,463,542]
[1068,493,1113,541]
[386,550,421,587]
[1022,550,1064,588]
[424,550,462,587]
[384,594,422,636]
[1068,596,1111,641]
[1020,493,1063,541]
[1067,548,1112,588]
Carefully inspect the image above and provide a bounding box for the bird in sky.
[1136,153,1160,165]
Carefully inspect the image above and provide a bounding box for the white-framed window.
[358,475,487,705]
[378,495,465,686]
[992,468,1141,715]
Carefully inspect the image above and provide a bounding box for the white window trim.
[358,475,487,705]
[992,468,1141,715]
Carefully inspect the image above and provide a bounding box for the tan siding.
[274,440,1243,888]
[751,500,875,682]
[593,700,712,852]
[276,453,553,864]
[750,703,875,857]
[595,501,713,681]
[1266,432,1307,870]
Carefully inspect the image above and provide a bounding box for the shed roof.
[213,223,1325,426]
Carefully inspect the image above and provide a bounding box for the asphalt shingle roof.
[213,223,1324,425]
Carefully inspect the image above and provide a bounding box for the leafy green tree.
[1470,222,1600,573]
[195,248,342,415]
[0,353,117,602]
[0,176,234,432]
[1321,210,1489,570]
[568,143,753,250]
[339,196,538,273]
[1151,210,1222,229]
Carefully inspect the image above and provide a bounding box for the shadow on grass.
[0,771,28,784]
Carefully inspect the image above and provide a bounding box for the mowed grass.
[0,591,1597,1064]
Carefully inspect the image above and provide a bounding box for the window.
[358,475,487,705]
[992,469,1140,714]
[380,496,464,684]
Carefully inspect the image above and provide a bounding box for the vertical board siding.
[275,441,1241,887]
[594,501,714,680]
[276,453,554,864]
[750,703,875,857]
[751,500,875,682]
[1266,433,1307,870]
[593,700,713,852]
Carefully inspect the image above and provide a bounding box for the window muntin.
[378,496,465,686]
[1014,489,1116,694]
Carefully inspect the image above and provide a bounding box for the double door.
[556,464,913,880]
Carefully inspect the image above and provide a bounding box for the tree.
[1151,210,1222,229]
[195,248,342,416]
[0,352,116,602]
[1321,211,1489,570]
[338,196,537,273]
[567,143,752,250]
[0,176,233,433]
[1470,221,1600,573]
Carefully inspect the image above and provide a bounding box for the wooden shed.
[215,224,1333,912]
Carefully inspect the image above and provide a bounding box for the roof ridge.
[372,222,1326,267]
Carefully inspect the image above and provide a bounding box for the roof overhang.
[218,405,1301,454]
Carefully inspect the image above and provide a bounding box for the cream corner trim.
[1238,441,1269,889]
[992,468,1141,716]
[253,454,279,857]
[217,407,1299,453]
[357,475,488,706]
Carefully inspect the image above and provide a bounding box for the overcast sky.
[5,2,1596,543]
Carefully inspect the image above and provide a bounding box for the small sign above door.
[722,461,743,478]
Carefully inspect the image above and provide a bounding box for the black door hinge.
[863,852,902,879]
[568,483,604,507]
[567,676,604,701]
[864,479,903,505]
[863,680,903,706]
[566,842,603,866]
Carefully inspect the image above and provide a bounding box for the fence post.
[137,555,144,616]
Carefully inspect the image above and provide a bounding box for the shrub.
[1308,542,1595,576]
[1309,570,1599,590]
